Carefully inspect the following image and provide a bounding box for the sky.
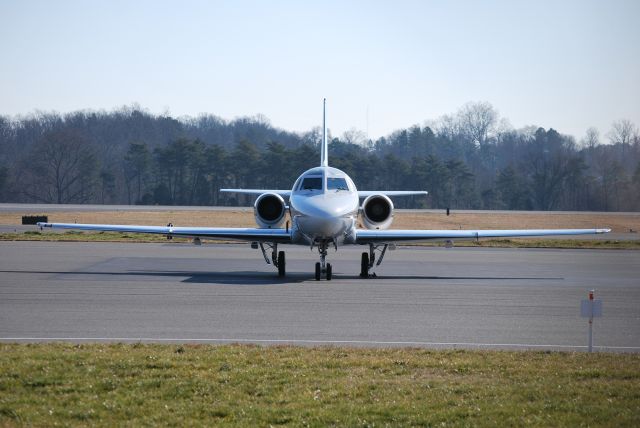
[1,0,639,141]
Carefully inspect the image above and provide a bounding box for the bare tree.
[22,130,97,203]
[435,114,460,140]
[457,101,498,147]
[342,128,367,146]
[608,119,637,145]
[582,127,600,149]
[581,127,600,167]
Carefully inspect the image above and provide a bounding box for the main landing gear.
[257,241,390,281]
[314,239,333,281]
[360,243,389,278]
[258,242,286,277]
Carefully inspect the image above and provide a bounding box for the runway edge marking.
[1,337,639,351]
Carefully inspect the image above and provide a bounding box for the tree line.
[1,103,639,211]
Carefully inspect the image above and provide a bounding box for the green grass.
[2,230,639,249]
[1,344,639,426]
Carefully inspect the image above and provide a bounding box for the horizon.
[1,0,639,142]
[1,101,635,145]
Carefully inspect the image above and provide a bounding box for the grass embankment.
[1,344,638,426]
[2,230,639,249]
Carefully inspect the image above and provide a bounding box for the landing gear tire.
[326,263,332,281]
[315,262,321,281]
[360,252,369,277]
[277,251,285,277]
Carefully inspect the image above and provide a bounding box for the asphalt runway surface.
[1,241,639,351]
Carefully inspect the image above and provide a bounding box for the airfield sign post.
[581,290,603,352]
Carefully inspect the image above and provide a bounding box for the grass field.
[1,344,639,426]
[2,208,640,249]
[3,209,640,231]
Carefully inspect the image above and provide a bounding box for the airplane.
[38,100,611,280]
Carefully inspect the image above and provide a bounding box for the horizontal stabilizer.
[357,191,428,197]
[220,189,291,197]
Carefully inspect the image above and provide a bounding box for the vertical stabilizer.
[321,98,328,167]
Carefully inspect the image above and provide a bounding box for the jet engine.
[254,193,287,228]
[361,194,394,230]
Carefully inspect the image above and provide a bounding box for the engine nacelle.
[254,193,287,229]
[361,194,394,230]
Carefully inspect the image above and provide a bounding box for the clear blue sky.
[1,0,638,141]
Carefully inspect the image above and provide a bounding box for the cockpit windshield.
[299,177,322,190]
[327,177,349,191]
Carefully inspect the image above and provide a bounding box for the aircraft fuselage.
[289,166,359,246]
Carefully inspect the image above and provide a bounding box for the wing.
[357,191,428,197]
[356,228,611,244]
[37,222,291,243]
[220,189,291,197]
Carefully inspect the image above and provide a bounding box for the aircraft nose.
[298,197,340,219]
[294,196,353,237]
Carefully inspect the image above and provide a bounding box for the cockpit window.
[299,177,323,190]
[327,177,349,191]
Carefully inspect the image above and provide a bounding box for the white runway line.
[1,337,639,351]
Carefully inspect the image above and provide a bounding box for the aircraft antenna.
[321,98,328,167]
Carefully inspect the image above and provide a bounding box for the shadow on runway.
[0,269,307,285]
[342,275,564,281]
[1,269,563,284]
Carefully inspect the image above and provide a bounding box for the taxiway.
[1,241,638,351]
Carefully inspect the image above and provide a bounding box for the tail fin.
[321,98,328,167]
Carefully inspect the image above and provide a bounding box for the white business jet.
[38,100,610,280]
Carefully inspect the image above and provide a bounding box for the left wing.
[358,191,428,198]
[356,228,611,244]
[38,222,292,243]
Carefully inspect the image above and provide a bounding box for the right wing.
[356,228,611,244]
[38,222,292,243]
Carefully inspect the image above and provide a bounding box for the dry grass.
[3,209,640,232]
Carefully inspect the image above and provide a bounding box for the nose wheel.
[314,240,333,281]
[315,262,332,281]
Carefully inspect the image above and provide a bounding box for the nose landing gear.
[314,239,333,281]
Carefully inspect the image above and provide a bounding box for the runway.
[1,241,639,351]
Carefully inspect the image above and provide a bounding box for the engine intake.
[361,194,394,230]
[254,193,286,228]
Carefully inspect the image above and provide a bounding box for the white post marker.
[580,289,603,352]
